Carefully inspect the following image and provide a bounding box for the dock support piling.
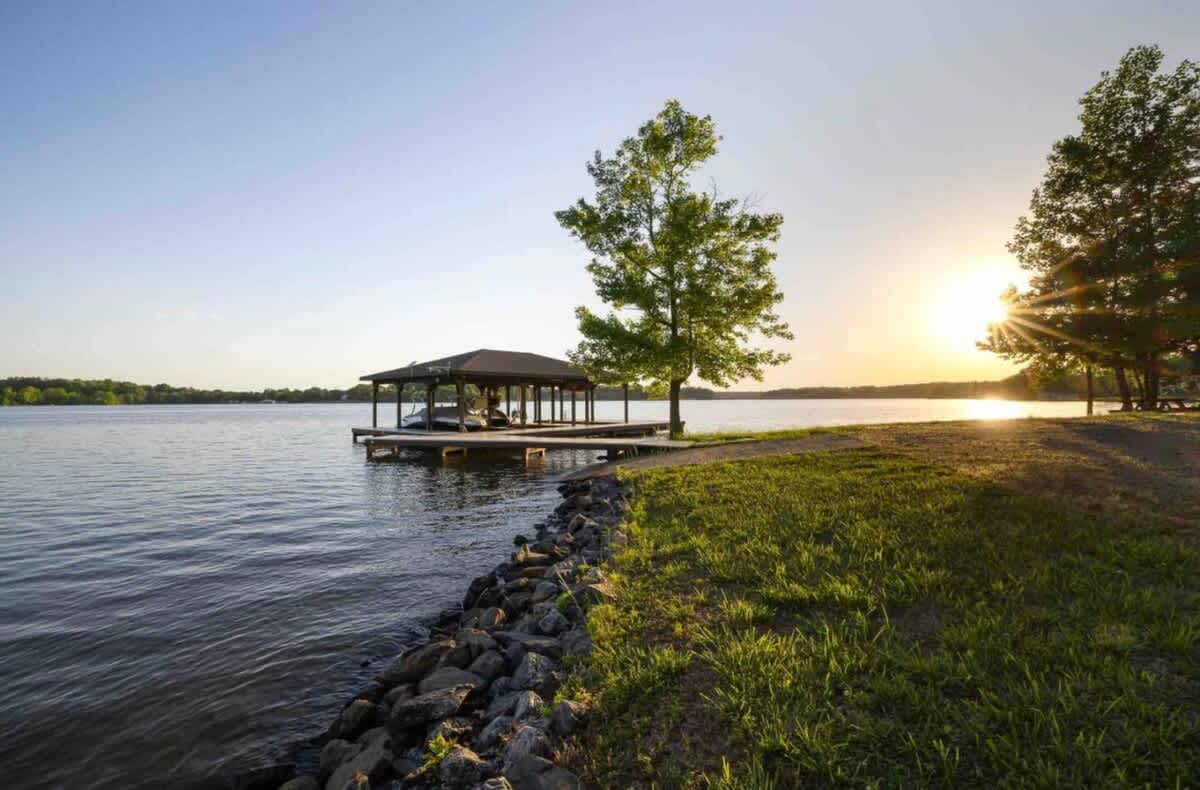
[623,383,629,423]
[456,380,466,432]
[571,389,576,425]
[371,382,379,428]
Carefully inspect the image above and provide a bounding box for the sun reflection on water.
[964,399,1027,421]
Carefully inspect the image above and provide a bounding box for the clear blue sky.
[2,1,1197,389]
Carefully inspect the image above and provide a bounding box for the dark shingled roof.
[360,349,590,385]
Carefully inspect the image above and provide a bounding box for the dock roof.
[360,348,590,386]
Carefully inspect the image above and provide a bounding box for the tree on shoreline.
[982,45,1200,409]
[556,100,792,436]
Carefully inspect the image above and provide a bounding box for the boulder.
[502,726,553,773]
[387,685,472,733]
[502,592,533,619]
[478,606,507,629]
[504,755,581,790]
[378,640,454,686]
[549,700,587,736]
[463,572,497,609]
[513,652,557,695]
[476,715,515,751]
[426,716,473,745]
[489,676,514,700]
[492,632,563,660]
[512,690,543,721]
[383,683,415,707]
[515,547,553,567]
[318,739,360,781]
[333,699,376,739]
[441,628,498,668]
[559,629,592,659]
[417,667,484,695]
[571,581,616,608]
[530,581,559,604]
[323,731,393,790]
[536,610,569,637]
[484,691,520,720]
[467,649,506,681]
[438,745,489,788]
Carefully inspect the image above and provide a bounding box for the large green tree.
[983,45,1200,409]
[556,100,792,435]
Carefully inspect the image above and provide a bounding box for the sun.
[933,270,1012,350]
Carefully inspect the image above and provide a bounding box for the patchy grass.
[685,425,850,443]
[569,446,1200,788]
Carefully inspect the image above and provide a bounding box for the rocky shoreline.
[212,474,624,790]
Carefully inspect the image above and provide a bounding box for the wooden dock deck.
[351,420,684,462]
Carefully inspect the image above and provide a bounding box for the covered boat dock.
[354,349,674,462]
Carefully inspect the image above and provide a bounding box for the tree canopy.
[556,100,791,435]
[982,45,1200,410]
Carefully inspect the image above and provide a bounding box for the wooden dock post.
[371,382,379,428]
[396,383,402,428]
[571,389,577,425]
[456,379,466,432]
[623,382,629,423]
[520,385,527,426]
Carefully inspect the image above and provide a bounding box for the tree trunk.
[1146,353,1161,411]
[1114,366,1133,411]
[1085,365,1094,416]
[668,379,684,438]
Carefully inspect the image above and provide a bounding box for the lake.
[0,399,1086,789]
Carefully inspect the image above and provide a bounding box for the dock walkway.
[350,420,684,462]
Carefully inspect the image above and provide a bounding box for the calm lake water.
[0,399,1086,789]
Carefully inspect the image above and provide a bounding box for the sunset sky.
[3,1,1198,389]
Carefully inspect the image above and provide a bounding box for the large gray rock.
[571,581,616,607]
[513,652,557,695]
[489,676,514,700]
[476,715,515,751]
[502,727,553,773]
[467,649,506,681]
[383,683,415,706]
[536,609,570,637]
[485,691,521,719]
[418,667,485,695]
[492,632,563,660]
[512,690,544,721]
[324,730,394,790]
[334,698,377,739]
[478,606,507,629]
[318,739,360,781]
[378,640,454,685]
[504,755,582,790]
[439,745,488,788]
[530,581,560,604]
[549,700,587,736]
[559,629,592,659]
[387,685,472,733]
[426,715,474,745]
[442,629,499,668]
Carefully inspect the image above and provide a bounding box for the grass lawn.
[564,441,1200,787]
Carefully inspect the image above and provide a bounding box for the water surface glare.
[0,399,1087,788]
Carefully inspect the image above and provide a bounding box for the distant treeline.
[594,371,1112,402]
[2,370,1103,407]
[0,378,391,406]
